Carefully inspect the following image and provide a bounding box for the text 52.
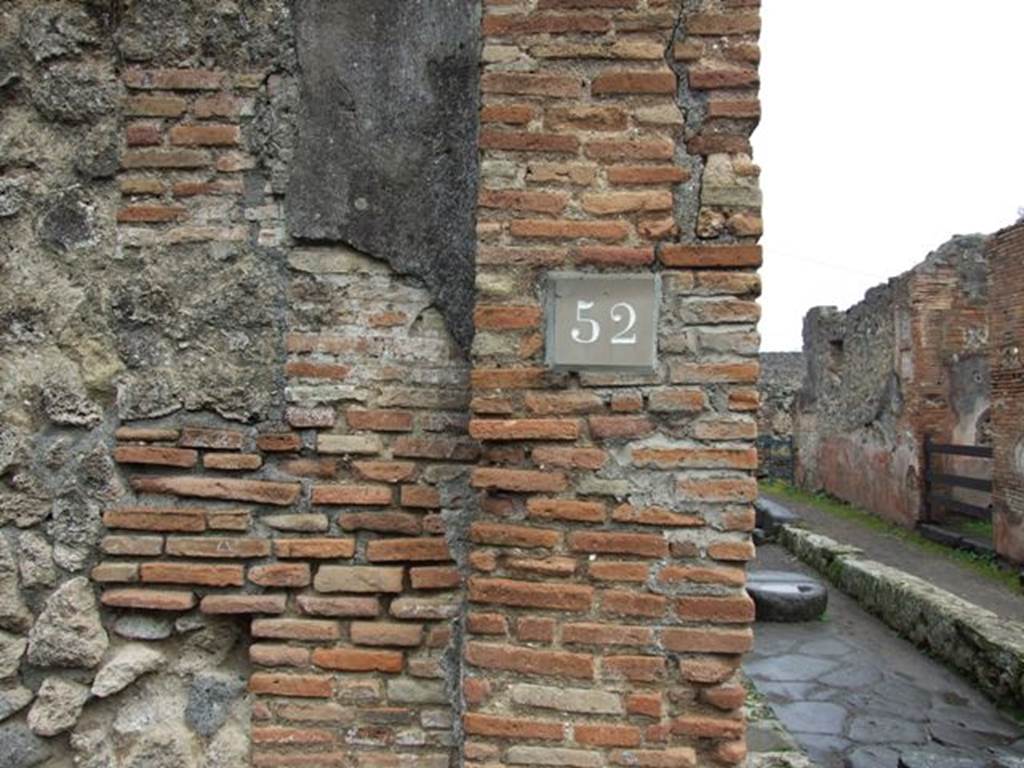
[569,300,638,345]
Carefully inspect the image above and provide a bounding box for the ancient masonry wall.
[0,1,761,766]
[755,352,802,478]
[794,237,989,528]
[990,224,1024,563]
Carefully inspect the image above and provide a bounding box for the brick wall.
[794,236,989,527]
[97,1,762,765]
[465,2,761,766]
[991,223,1024,562]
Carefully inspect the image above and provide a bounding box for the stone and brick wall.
[990,223,1024,562]
[0,0,761,765]
[755,352,802,478]
[794,236,990,527]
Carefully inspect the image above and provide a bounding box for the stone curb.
[777,524,1024,709]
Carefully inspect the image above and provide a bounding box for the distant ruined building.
[790,229,1024,564]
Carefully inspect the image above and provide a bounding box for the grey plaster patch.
[185,672,246,737]
[286,0,480,351]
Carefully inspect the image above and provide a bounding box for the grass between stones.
[761,480,1021,594]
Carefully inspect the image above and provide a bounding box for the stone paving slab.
[749,544,1024,768]
[775,521,1024,709]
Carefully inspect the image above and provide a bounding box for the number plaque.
[544,273,659,370]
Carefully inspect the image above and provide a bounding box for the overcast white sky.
[755,1,1024,351]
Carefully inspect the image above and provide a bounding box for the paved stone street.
[748,545,1024,767]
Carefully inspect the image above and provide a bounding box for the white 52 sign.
[545,273,659,370]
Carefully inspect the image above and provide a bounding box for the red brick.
[479,190,568,215]
[311,484,393,506]
[480,130,579,154]
[657,564,746,587]
[170,124,240,146]
[204,452,262,471]
[103,508,205,533]
[702,683,747,711]
[285,360,350,380]
[464,712,564,741]
[517,616,556,642]
[346,409,415,432]
[601,590,668,618]
[200,594,288,614]
[532,446,608,470]
[472,367,548,390]
[366,538,451,562]
[611,504,703,527]
[352,461,417,483]
[563,622,653,646]
[671,715,745,739]
[470,522,561,549]
[311,648,404,673]
[465,642,593,680]
[471,467,568,493]
[410,566,461,590]
[526,497,605,522]
[101,588,196,611]
[632,447,757,470]
[350,622,424,647]
[297,595,380,617]
[588,561,649,582]
[607,165,689,185]
[626,692,663,718]
[249,644,311,668]
[592,70,675,94]
[140,562,243,587]
[469,613,509,636]
[575,723,642,747]
[509,219,630,241]
[524,391,604,414]
[113,445,197,467]
[602,655,665,681]
[689,12,761,34]
[660,244,762,268]
[481,103,538,124]
[131,476,300,506]
[470,418,579,441]
[470,577,592,612]
[482,14,611,37]
[482,72,584,98]
[91,563,138,583]
[252,619,340,642]
[248,673,332,698]
[676,595,755,623]
[274,539,356,559]
[688,65,758,89]
[569,531,668,558]
[588,415,654,439]
[662,627,753,654]
[165,537,271,559]
[125,123,163,147]
[679,655,741,684]
[249,563,312,588]
[582,191,673,215]
[102,535,163,556]
[545,105,628,131]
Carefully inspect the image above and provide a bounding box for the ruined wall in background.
[756,352,801,478]
[990,224,1024,563]
[794,236,989,527]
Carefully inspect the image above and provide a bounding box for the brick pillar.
[991,223,1024,563]
[465,2,762,767]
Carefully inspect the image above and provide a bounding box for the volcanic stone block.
[286,0,480,351]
